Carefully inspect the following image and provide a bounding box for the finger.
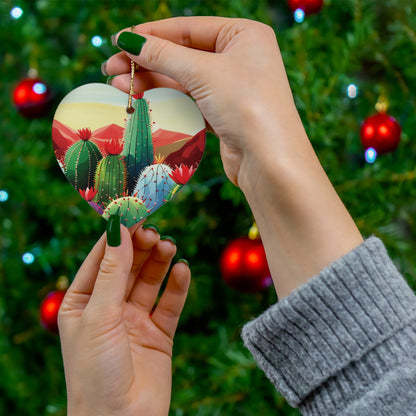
[63,232,107,300]
[114,29,214,93]
[109,72,187,95]
[124,225,161,299]
[128,238,177,312]
[131,16,233,52]
[151,261,191,339]
[87,220,134,309]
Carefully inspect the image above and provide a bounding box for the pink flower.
[77,128,92,141]
[169,164,196,185]
[79,187,98,201]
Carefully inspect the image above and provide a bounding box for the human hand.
[58,217,190,416]
[104,17,362,299]
[104,17,303,188]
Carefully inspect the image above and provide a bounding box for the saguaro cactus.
[122,93,154,193]
[64,128,102,190]
[94,139,127,206]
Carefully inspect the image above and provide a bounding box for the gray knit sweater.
[241,237,416,415]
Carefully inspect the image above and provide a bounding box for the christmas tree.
[1,0,416,415]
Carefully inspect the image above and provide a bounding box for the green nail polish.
[117,32,147,55]
[161,235,176,245]
[143,223,160,233]
[178,258,189,266]
[107,215,121,247]
[106,76,115,85]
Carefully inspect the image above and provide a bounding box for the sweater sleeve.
[241,237,416,415]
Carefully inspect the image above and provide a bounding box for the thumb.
[88,215,133,310]
[116,31,209,93]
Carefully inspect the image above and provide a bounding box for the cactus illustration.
[79,187,104,215]
[64,128,102,190]
[122,93,154,193]
[133,155,177,213]
[102,196,149,228]
[94,139,127,206]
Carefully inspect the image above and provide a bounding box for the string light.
[22,252,35,264]
[33,82,47,94]
[91,35,103,47]
[365,147,377,164]
[294,8,306,23]
[10,7,23,19]
[347,83,358,99]
[0,190,8,202]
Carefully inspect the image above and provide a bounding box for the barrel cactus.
[102,196,149,228]
[64,128,102,190]
[122,93,154,193]
[94,139,127,206]
[133,155,177,213]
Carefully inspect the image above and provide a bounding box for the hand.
[58,220,190,416]
[104,17,363,298]
[104,17,302,187]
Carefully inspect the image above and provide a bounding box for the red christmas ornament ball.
[40,290,66,332]
[220,237,272,293]
[287,0,324,14]
[13,77,52,118]
[360,113,401,155]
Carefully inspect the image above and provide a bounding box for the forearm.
[238,109,363,298]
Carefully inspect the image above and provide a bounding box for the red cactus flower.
[78,128,92,141]
[79,187,98,201]
[169,164,196,185]
[105,139,124,155]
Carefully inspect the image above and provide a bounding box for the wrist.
[237,119,363,298]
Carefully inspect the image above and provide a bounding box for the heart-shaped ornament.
[52,83,206,227]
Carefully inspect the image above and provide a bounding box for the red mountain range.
[51,119,206,168]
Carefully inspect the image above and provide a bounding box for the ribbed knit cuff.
[241,237,416,414]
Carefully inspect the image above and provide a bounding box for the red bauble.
[13,77,52,118]
[220,237,272,293]
[360,112,401,155]
[287,0,324,14]
[40,290,66,332]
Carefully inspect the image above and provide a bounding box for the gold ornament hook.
[127,25,137,114]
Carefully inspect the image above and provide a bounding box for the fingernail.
[111,33,118,46]
[142,223,160,233]
[106,76,115,85]
[107,215,121,247]
[178,258,189,266]
[100,60,108,76]
[117,32,147,55]
[161,235,176,245]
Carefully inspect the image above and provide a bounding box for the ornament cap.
[248,222,259,240]
[56,275,69,290]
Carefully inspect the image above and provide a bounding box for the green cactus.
[94,139,127,206]
[64,128,102,190]
[102,196,150,228]
[122,93,154,193]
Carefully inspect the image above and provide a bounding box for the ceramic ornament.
[52,83,206,227]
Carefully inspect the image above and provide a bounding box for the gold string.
[127,25,137,114]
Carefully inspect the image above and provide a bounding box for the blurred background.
[1,0,416,414]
